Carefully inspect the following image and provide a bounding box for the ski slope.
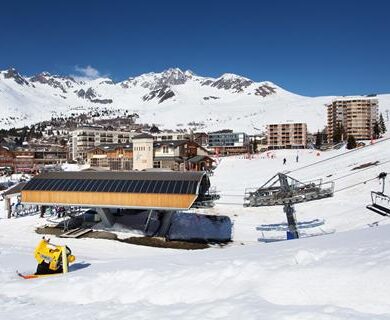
[1,139,390,319]
[210,137,390,242]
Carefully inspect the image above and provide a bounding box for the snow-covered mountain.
[0,67,389,132]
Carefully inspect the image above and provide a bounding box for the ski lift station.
[21,171,213,211]
[12,171,231,243]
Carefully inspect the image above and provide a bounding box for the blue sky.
[0,0,389,96]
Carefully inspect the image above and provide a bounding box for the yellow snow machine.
[18,237,76,279]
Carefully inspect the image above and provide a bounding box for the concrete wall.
[133,138,154,170]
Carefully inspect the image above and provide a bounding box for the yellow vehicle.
[18,238,76,279]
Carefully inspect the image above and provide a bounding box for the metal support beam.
[156,211,174,237]
[96,207,115,227]
[284,204,299,239]
[144,210,153,233]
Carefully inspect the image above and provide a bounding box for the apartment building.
[70,128,137,161]
[266,123,307,149]
[151,131,190,141]
[326,98,378,143]
[208,130,250,155]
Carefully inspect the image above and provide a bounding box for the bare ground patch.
[352,161,379,170]
[35,226,209,250]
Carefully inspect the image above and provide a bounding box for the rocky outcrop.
[143,86,175,103]
[29,72,78,94]
[3,68,30,86]
[254,84,277,97]
[210,74,253,92]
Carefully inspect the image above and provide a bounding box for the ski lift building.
[21,171,216,211]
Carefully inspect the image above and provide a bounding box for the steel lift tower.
[244,173,335,240]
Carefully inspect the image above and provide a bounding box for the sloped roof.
[187,155,214,163]
[2,182,27,197]
[22,171,206,195]
[132,133,154,140]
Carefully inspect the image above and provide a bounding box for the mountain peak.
[211,73,254,92]
[2,68,30,86]
[219,73,252,81]
[123,67,193,90]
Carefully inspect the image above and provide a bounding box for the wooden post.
[61,246,69,273]
[4,197,11,219]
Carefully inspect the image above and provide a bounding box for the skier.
[283,158,286,165]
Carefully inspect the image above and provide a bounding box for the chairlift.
[244,173,334,207]
[366,172,390,216]
[244,173,335,240]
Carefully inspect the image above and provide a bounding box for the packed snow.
[1,137,390,319]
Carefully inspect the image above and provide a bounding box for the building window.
[153,161,161,168]
[163,146,169,153]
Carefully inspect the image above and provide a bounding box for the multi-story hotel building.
[208,130,250,155]
[70,128,137,161]
[326,98,378,143]
[266,123,307,149]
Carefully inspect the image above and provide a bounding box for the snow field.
[1,223,390,319]
[210,137,390,242]
[0,136,390,318]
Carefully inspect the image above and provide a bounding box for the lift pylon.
[244,173,334,240]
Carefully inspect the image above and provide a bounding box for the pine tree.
[315,130,322,149]
[346,135,357,150]
[373,121,381,139]
[252,139,259,153]
[379,113,387,134]
[333,123,342,144]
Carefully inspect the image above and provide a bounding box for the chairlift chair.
[366,172,390,216]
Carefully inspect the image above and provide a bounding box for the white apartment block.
[267,123,307,149]
[326,98,378,142]
[70,128,137,160]
[151,131,190,141]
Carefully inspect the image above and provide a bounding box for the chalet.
[0,145,68,174]
[0,146,14,170]
[86,144,133,171]
[13,149,37,173]
[153,140,213,171]
[32,145,68,167]
[193,132,209,147]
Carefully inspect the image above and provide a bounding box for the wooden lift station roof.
[21,171,208,210]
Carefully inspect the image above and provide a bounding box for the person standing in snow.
[283,158,286,165]
[40,205,45,218]
[296,154,299,163]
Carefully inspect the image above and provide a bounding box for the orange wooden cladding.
[21,190,197,209]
